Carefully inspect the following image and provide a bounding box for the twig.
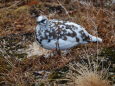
[57,0,71,18]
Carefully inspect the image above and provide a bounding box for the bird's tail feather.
[89,35,102,42]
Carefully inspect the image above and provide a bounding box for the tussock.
[0,0,114,86]
[68,62,111,86]
[76,72,110,86]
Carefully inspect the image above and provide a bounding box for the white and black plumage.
[35,15,102,50]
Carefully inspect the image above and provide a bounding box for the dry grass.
[67,62,111,86]
[0,0,115,86]
[76,73,110,86]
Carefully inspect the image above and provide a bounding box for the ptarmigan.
[35,15,102,50]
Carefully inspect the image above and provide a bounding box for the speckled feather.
[35,16,102,50]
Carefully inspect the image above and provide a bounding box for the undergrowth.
[0,0,115,86]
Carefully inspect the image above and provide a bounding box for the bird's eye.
[40,19,46,23]
[37,19,46,24]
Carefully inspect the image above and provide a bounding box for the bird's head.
[36,16,48,25]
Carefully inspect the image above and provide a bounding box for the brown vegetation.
[0,0,114,86]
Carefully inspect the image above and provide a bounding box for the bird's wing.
[48,20,91,42]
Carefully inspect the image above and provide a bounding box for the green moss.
[39,83,45,86]
[100,47,115,62]
[57,80,69,84]
[57,66,69,73]
[48,71,63,80]
[14,6,29,13]
[48,66,69,84]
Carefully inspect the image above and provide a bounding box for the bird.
[35,15,102,51]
